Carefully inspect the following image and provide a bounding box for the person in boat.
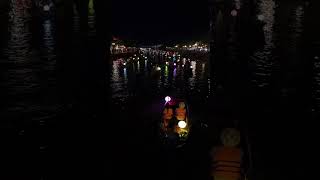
[168,116,178,130]
[166,116,179,145]
[175,102,186,121]
[163,105,174,128]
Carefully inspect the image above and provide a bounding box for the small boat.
[159,96,191,148]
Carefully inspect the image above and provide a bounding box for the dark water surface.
[0,0,319,179]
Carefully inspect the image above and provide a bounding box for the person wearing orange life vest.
[175,102,186,121]
[163,106,173,127]
[211,128,242,180]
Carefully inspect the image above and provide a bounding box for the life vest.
[175,108,186,120]
[211,146,242,180]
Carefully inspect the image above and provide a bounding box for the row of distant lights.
[122,54,148,66]
[122,52,193,70]
[175,43,208,49]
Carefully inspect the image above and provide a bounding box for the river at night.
[0,0,319,179]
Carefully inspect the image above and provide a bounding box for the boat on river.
[159,96,191,148]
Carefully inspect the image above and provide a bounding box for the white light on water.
[43,5,50,11]
[258,14,265,21]
[231,10,238,17]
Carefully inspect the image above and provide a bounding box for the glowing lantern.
[165,96,171,102]
[178,121,187,128]
[43,5,50,11]
[258,14,265,21]
[231,9,238,17]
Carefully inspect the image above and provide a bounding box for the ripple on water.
[250,0,278,89]
[313,60,320,112]
[1,0,59,122]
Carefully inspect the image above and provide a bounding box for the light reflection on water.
[313,58,320,111]
[2,0,37,99]
[73,4,80,33]
[250,1,312,110]
[110,54,209,105]
[111,59,129,103]
[88,0,96,37]
[1,0,59,120]
[250,0,278,88]
[42,19,56,72]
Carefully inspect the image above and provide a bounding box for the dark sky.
[111,0,209,42]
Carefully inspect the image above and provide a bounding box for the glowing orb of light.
[174,63,176,66]
[157,67,161,71]
[231,9,238,17]
[123,62,126,66]
[43,5,50,11]
[257,14,265,21]
[166,62,169,65]
[165,96,171,102]
[178,121,187,128]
